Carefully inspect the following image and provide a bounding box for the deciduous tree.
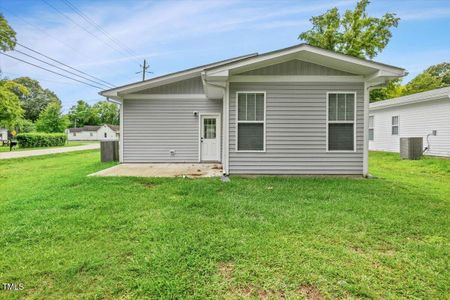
[36,101,68,133]
[0,14,16,51]
[93,101,119,125]
[67,100,99,127]
[0,80,26,129]
[11,77,61,122]
[299,0,399,59]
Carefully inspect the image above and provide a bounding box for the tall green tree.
[403,72,442,96]
[0,14,16,51]
[67,100,99,127]
[93,101,119,125]
[370,79,404,102]
[370,62,450,101]
[11,77,61,122]
[35,101,68,133]
[0,80,26,129]
[299,0,399,59]
[422,63,450,86]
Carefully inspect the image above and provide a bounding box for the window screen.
[237,92,265,151]
[328,93,355,151]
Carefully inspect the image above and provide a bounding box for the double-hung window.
[391,116,399,135]
[327,92,355,151]
[237,92,265,151]
[369,115,374,141]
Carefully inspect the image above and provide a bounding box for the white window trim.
[391,115,399,136]
[369,115,374,141]
[326,91,357,152]
[235,91,266,152]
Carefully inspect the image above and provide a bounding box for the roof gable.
[236,59,355,76]
[132,76,203,95]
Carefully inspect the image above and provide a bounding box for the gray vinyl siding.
[237,60,355,76]
[229,82,364,174]
[134,76,203,94]
[123,98,222,162]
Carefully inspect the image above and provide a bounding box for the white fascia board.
[123,94,207,100]
[229,75,364,83]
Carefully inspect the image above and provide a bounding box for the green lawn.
[0,151,448,299]
[0,141,97,152]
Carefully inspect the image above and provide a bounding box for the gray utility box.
[100,141,119,162]
[400,137,423,160]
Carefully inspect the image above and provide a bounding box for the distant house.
[100,44,406,176]
[369,87,450,156]
[0,128,8,141]
[66,124,119,141]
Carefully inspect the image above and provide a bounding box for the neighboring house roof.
[68,124,119,133]
[369,86,450,111]
[107,124,119,131]
[100,43,406,99]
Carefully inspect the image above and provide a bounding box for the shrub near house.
[16,132,67,148]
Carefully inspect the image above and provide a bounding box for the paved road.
[0,143,100,160]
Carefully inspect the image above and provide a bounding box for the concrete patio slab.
[89,163,223,178]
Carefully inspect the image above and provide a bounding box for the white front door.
[200,115,219,161]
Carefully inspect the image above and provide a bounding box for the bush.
[16,133,67,148]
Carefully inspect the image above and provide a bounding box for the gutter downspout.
[201,74,229,175]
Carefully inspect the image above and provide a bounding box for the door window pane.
[204,118,216,139]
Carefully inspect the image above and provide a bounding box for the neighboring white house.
[0,128,8,141]
[66,124,119,141]
[100,43,406,176]
[369,87,450,156]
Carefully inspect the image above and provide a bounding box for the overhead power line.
[13,49,112,89]
[1,71,82,86]
[0,52,104,89]
[16,43,115,88]
[61,0,141,61]
[2,7,121,76]
[41,0,141,65]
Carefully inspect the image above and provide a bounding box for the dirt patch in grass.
[218,262,234,281]
[299,284,324,300]
[231,285,289,299]
[141,182,157,189]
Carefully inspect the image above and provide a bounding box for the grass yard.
[0,151,448,299]
[0,140,97,152]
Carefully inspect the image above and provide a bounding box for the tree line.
[0,14,118,135]
[0,75,119,134]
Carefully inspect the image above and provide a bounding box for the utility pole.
[136,59,152,81]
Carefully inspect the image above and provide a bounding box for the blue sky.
[1,0,450,111]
